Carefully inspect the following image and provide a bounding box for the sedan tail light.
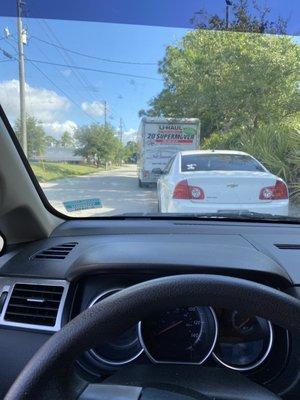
[173,180,205,200]
[259,180,288,200]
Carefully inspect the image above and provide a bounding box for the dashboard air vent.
[274,244,300,250]
[4,284,64,326]
[33,242,78,260]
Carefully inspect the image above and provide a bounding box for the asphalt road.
[41,164,300,218]
[41,164,157,217]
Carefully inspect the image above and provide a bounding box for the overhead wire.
[25,7,101,103]
[30,36,157,66]
[24,58,162,81]
[27,60,99,124]
[4,34,103,125]
[0,44,15,60]
[40,20,100,101]
[0,43,38,120]
[1,39,99,125]
[27,18,104,123]
[39,19,110,126]
[25,13,159,130]
[24,1,100,102]
[25,29,91,103]
[3,38,18,53]
[3,13,158,129]
[2,7,102,127]
[0,58,13,63]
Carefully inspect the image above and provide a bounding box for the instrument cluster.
[88,290,275,372]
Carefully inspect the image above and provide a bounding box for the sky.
[0,0,299,143]
[0,17,185,142]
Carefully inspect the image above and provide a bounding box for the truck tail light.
[173,180,205,200]
[259,180,288,200]
[143,170,150,178]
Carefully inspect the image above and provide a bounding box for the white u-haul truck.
[137,117,200,187]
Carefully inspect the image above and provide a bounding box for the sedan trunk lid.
[184,171,277,204]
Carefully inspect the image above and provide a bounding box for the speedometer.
[139,306,217,364]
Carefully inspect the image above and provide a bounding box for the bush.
[202,130,242,150]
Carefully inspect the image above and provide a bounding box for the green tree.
[142,30,299,139]
[45,135,59,147]
[111,139,125,165]
[191,0,287,34]
[75,124,123,166]
[60,131,75,148]
[14,116,46,158]
[124,141,138,163]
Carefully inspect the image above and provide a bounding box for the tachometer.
[213,310,273,371]
[139,306,217,364]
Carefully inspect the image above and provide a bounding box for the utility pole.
[119,118,124,143]
[103,100,107,127]
[17,0,27,156]
[225,0,233,30]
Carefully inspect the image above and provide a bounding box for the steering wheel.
[4,275,300,400]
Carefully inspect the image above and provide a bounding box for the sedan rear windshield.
[181,154,266,172]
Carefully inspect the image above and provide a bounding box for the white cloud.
[61,69,72,77]
[41,120,77,138]
[0,79,70,123]
[123,128,137,144]
[0,79,77,139]
[81,100,105,117]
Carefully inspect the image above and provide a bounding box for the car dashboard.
[0,218,299,399]
[72,273,290,387]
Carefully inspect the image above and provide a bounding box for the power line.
[27,31,88,103]
[27,59,99,124]
[0,58,14,63]
[33,20,100,102]
[30,36,157,66]
[0,46,14,59]
[40,20,99,101]
[3,38,18,53]
[0,42,102,125]
[39,19,109,125]
[36,19,109,124]
[0,45,99,125]
[26,3,101,103]
[25,58,162,81]
[33,19,98,104]
[107,103,122,122]
[119,118,124,142]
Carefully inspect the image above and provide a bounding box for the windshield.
[181,154,265,173]
[0,0,299,220]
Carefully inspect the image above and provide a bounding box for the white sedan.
[157,150,289,216]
